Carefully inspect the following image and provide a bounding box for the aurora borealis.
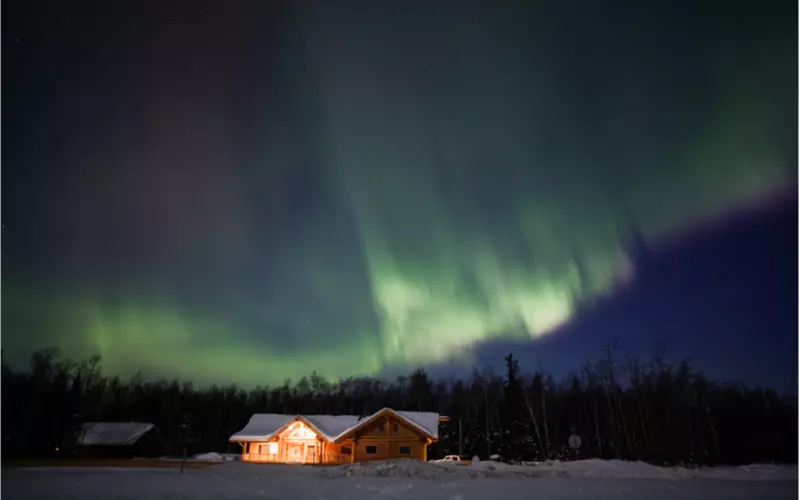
[3,1,797,386]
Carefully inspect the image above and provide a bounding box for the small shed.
[75,422,165,459]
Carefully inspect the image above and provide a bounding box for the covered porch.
[240,420,354,465]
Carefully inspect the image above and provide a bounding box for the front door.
[305,444,316,464]
[287,444,303,463]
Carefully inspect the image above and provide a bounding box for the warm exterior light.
[232,409,441,464]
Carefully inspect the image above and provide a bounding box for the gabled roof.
[230,414,362,442]
[394,410,441,439]
[332,408,440,442]
[229,414,295,442]
[230,409,443,444]
[302,415,361,441]
[77,422,155,446]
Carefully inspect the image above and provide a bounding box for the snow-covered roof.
[302,415,361,441]
[229,408,441,442]
[335,408,440,441]
[229,414,295,441]
[394,411,441,439]
[230,409,443,443]
[77,422,155,446]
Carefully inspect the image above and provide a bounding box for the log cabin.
[229,408,446,464]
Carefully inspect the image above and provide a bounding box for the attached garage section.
[348,413,432,462]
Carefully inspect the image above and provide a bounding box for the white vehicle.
[432,455,472,465]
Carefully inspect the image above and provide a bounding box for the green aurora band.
[3,3,796,385]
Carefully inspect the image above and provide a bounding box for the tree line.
[1,346,796,466]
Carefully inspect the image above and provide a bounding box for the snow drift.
[321,458,797,481]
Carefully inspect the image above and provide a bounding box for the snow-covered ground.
[469,458,797,481]
[326,458,797,481]
[190,452,239,461]
[4,459,797,500]
[145,452,239,462]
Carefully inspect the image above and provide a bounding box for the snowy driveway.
[3,462,797,500]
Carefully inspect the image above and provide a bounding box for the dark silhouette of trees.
[1,346,796,466]
[501,354,529,460]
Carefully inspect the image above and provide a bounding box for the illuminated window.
[268,442,278,455]
[399,446,411,454]
[366,446,377,454]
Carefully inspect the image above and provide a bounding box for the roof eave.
[228,433,276,442]
[332,408,438,443]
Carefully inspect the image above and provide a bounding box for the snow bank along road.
[3,460,797,500]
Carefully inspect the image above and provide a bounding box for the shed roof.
[76,422,155,446]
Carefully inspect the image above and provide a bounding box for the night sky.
[3,1,797,391]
